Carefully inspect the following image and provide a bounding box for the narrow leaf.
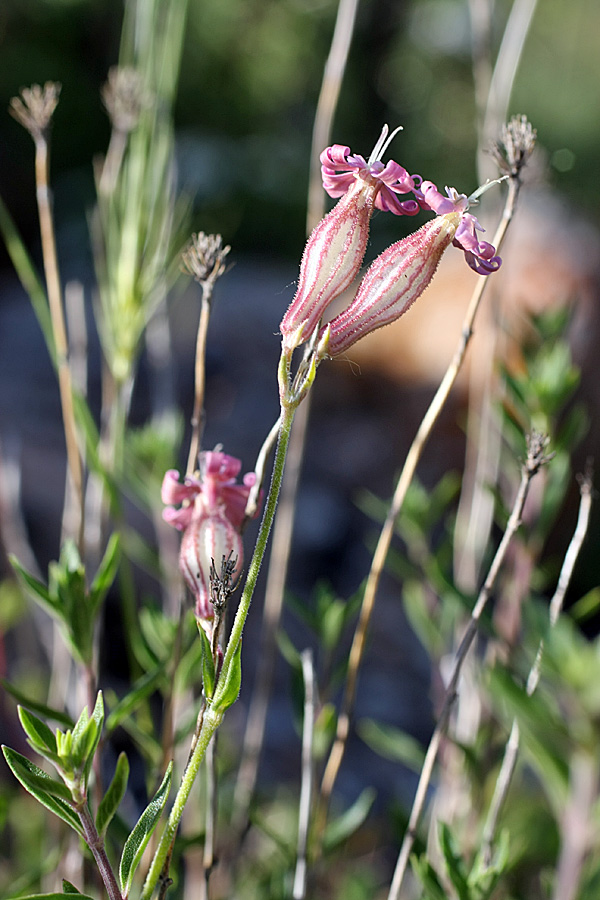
[18,707,59,760]
[105,666,165,734]
[7,894,95,900]
[2,746,82,835]
[198,625,215,699]
[323,787,376,853]
[213,639,242,712]
[357,718,425,772]
[10,556,57,614]
[89,534,121,614]
[62,881,86,894]
[1,678,74,728]
[96,751,130,838]
[119,762,173,895]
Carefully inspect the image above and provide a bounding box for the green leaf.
[213,639,242,713]
[82,692,104,786]
[438,823,470,900]
[62,881,87,894]
[5,894,95,900]
[198,624,215,699]
[89,534,121,615]
[1,678,74,727]
[357,718,425,772]
[10,556,56,615]
[96,751,130,839]
[18,707,59,763]
[411,853,449,900]
[0,193,55,356]
[105,666,166,735]
[119,762,173,896]
[2,746,82,835]
[322,787,376,853]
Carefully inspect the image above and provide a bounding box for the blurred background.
[1,0,600,884]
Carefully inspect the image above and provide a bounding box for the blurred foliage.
[1,0,598,268]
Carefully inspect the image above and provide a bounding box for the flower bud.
[280,173,381,351]
[280,126,420,352]
[324,213,461,357]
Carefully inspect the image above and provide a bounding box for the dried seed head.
[101,66,147,134]
[182,232,231,286]
[10,82,61,141]
[490,115,537,178]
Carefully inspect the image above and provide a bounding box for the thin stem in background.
[186,287,210,474]
[10,84,85,552]
[386,431,553,900]
[314,173,522,847]
[457,0,539,593]
[231,0,359,833]
[481,468,593,863]
[293,649,316,900]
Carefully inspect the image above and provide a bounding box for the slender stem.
[34,134,84,551]
[293,649,315,900]
[386,433,551,900]
[481,470,593,863]
[141,390,297,899]
[232,0,356,829]
[314,177,521,846]
[186,286,212,475]
[77,801,121,900]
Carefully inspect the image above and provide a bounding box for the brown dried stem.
[11,83,84,550]
[481,466,593,864]
[314,170,523,849]
[386,432,553,900]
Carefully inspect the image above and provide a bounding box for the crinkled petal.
[202,450,242,483]
[163,504,195,531]
[161,470,200,505]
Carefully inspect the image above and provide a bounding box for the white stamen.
[367,124,403,165]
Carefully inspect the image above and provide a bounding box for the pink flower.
[322,182,501,357]
[162,451,258,626]
[414,182,502,275]
[280,126,420,352]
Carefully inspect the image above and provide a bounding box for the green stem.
[141,390,297,900]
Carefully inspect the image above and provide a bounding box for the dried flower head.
[162,451,259,632]
[10,82,61,141]
[101,66,147,134]
[182,232,231,286]
[490,115,537,179]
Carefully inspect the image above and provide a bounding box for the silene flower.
[280,125,421,352]
[322,181,502,358]
[162,451,258,632]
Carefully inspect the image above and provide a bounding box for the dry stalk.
[386,432,553,900]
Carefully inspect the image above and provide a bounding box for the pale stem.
[293,649,316,900]
[315,176,521,846]
[141,390,297,899]
[481,471,593,864]
[186,283,212,475]
[386,435,550,900]
[552,752,598,900]
[34,134,84,551]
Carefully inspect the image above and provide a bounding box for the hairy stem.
[141,391,297,899]
[77,801,121,900]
